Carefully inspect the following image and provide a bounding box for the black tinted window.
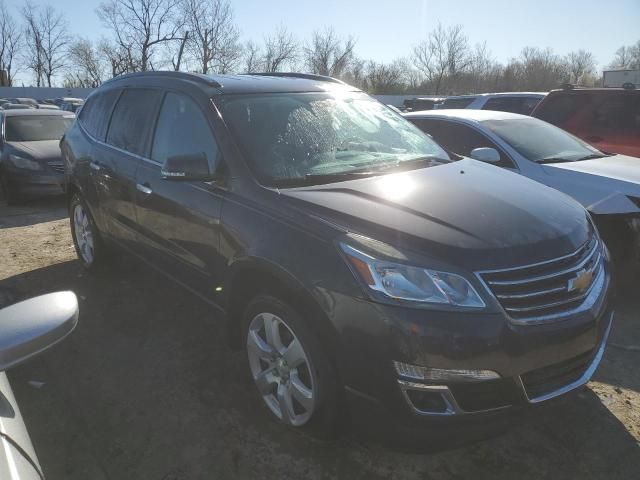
[106,89,162,156]
[79,89,120,140]
[410,118,513,167]
[441,97,475,109]
[151,93,218,169]
[5,115,74,141]
[482,97,523,114]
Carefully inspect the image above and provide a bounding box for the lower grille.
[478,235,603,322]
[47,162,64,173]
[520,349,594,400]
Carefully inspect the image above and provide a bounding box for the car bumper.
[4,169,65,196]
[332,265,614,433]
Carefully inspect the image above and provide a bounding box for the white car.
[405,109,640,277]
[436,92,546,115]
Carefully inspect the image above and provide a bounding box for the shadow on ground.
[0,196,67,229]
[2,258,639,479]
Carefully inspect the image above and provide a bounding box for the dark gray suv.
[61,71,613,441]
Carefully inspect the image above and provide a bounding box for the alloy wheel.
[73,203,94,265]
[247,312,316,426]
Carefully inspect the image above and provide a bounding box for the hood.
[6,140,62,162]
[543,154,640,214]
[280,159,591,271]
[545,154,640,185]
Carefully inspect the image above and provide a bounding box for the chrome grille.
[47,161,64,173]
[478,236,603,323]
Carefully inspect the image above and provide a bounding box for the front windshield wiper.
[368,155,451,173]
[272,171,380,187]
[538,152,610,164]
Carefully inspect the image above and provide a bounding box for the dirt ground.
[0,197,639,480]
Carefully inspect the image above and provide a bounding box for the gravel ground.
[0,197,639,479]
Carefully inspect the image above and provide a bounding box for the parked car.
[53,97,84,108]
[402,97,445,112]
[6,98,39,108]
[62,71,613,441]
[0,291,79,480]
[436,92,546,115]
[60,101,83,113]
[532,85,640,158]
[405,109,640,279]
[0,110,75,204]
[36,104,61,110]
[1,103,34,110]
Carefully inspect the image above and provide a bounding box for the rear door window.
[150,92,219,170]
[106,89,162,156]
[79,89,120,141]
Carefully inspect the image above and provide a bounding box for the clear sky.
[5,0,640,81]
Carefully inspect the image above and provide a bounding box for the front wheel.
[243,295,340,437]
[69,194,107,270]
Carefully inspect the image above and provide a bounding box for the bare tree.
[67,38,106,87]
[362,59,404,94]
[304,27,355,77]
[263,25,298,72]
[97,0,184,72]
[39,5,70,87]
[242,40,262,72]
[98,38,136,77]
[609,41,640,69]
[22,1,44,86]
[0,1,22,86]
[412,23,470,94]
[181,0,241,74]
[566,49,596,84]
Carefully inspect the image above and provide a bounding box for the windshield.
[219,91,450,186]
[5,115,74,142]
[482,117,602,162]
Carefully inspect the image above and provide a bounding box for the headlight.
[340,242,485,308]
[8,154,41,170]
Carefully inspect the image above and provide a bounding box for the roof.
[404,109,530,122]
[0,109,75,117]
[104,70,360,94]
[443,92,547,100]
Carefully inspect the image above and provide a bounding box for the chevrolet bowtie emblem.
[567,269,594,293]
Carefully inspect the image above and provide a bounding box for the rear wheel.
[243,295,340,437]
[69,194,107,270]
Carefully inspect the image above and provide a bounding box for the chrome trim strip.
[520,311,614,403]
[486,248,600,287]
[504,263,606,325]
[478,237,595,275]
[497,285,566,300]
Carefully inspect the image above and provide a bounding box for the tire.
[243,294,341,438]
[1,173,21,206]
[69,193,108,270]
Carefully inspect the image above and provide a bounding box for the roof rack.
[103,71,222,88]
[244,72,347,85]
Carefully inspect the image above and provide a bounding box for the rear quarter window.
[79,89,121,141]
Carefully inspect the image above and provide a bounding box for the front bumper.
[4,168,65,196]
[333,260,614,430]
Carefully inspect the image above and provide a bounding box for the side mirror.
[161,153,214,181]
[470,147,501,163]
[0,291,78,371]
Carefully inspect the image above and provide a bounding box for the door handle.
[136,183,153,195]
[89,161,101,171]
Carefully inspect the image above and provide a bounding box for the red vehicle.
[532,86,640,158]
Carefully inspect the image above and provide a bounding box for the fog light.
[405,389,448,413]
[394,361,500,382]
